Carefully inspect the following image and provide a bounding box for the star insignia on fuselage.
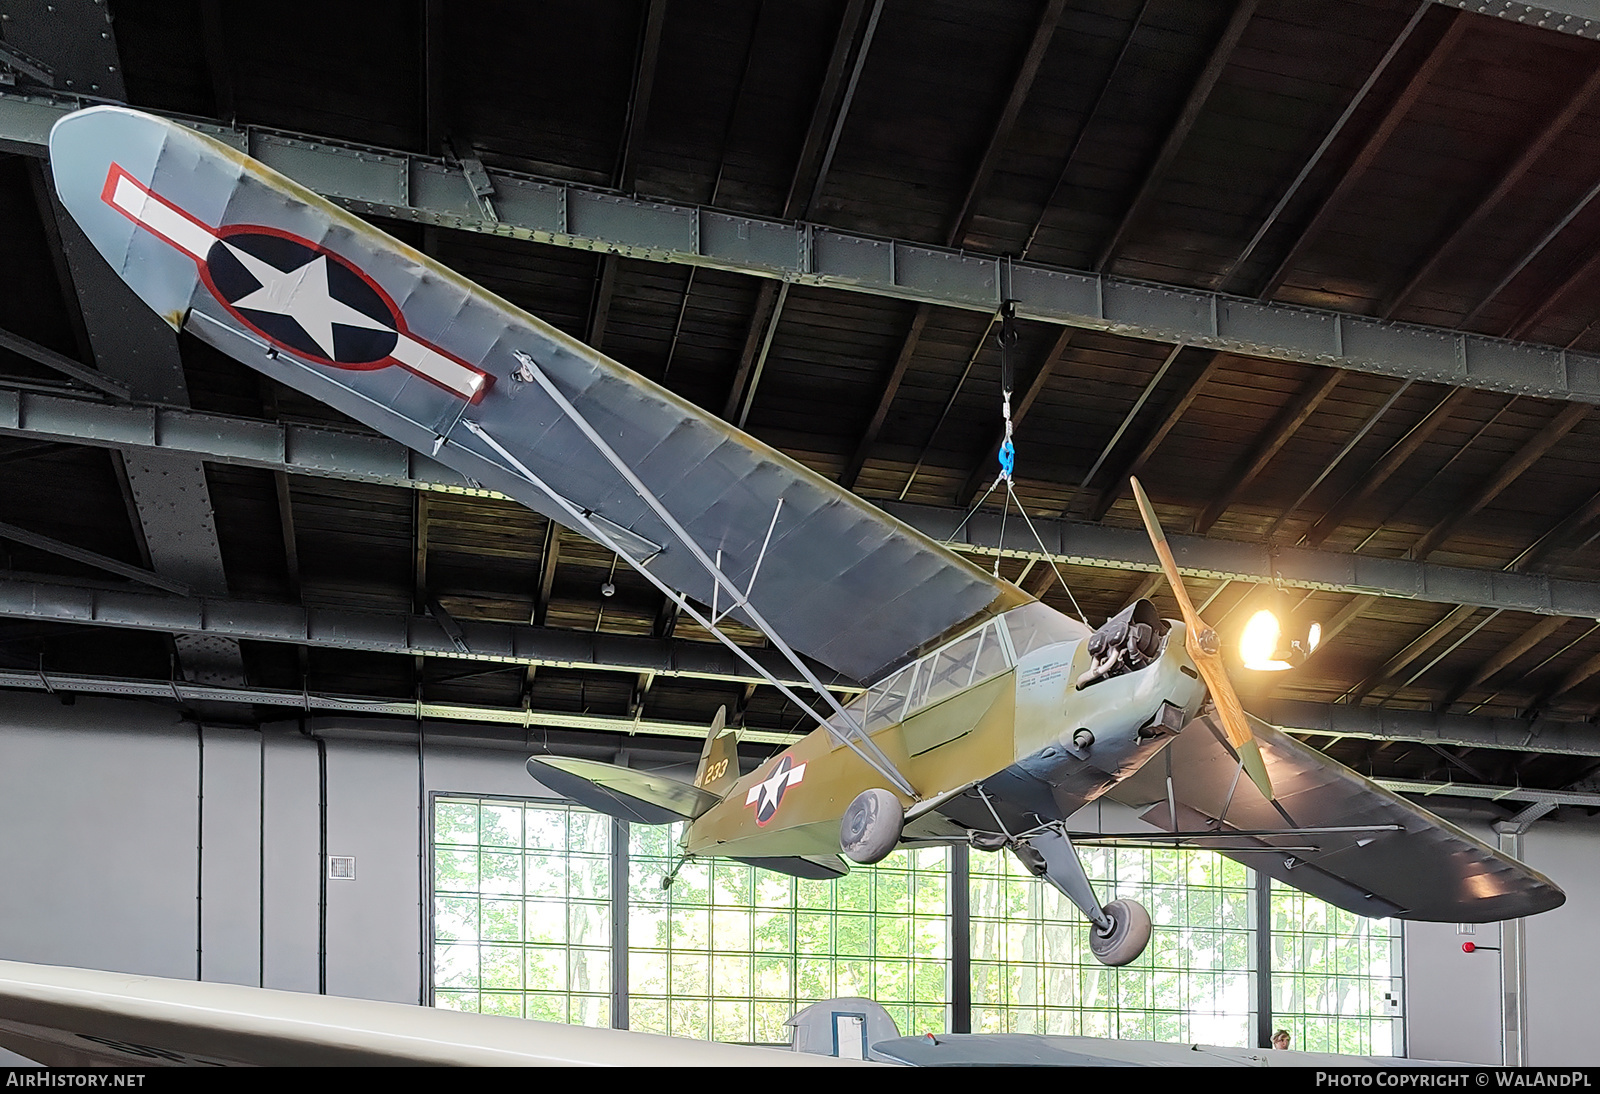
[745,755,806,827]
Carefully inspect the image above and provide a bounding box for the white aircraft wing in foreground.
[0,960,856,1067]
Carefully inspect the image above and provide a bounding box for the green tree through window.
[433,797,612,1025]
[430,796,1403,1054]
[627,822,950,1042]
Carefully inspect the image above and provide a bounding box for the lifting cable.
[949,297,1088,624]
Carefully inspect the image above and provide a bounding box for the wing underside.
[46,106,1029,687]
[1107,714,1564,922]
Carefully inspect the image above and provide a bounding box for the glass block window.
[432,796,612,1026]
[969,845,1255,1045]
[628,823,951,1044]
[1270,880,1404,1056]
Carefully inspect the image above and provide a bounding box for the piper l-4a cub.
[50,105,1563,970]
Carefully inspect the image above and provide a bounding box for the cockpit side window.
[827,611,1056,741]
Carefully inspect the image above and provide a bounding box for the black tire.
[1088,897,1152,967]
[840,788,903,864]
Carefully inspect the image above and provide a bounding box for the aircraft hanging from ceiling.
[48,106,1563,974]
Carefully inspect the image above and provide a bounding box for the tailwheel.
[1088,897,1151,967]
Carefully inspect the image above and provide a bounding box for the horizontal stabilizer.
[527,756,721,825]
[1108,714,1564,922]
[732,855,850,880]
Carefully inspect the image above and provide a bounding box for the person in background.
[1271,1029,1291,1051]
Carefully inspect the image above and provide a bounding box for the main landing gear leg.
[1013,830,1152,967]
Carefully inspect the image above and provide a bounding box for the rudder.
[694,706,739,798]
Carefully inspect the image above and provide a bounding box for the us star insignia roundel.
[745,755,806,827]
[99,163,490,401]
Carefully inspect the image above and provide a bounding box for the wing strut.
[185,312,917,800]
[462,361,917,800]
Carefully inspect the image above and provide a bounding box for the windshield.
[1001,601,1092,658]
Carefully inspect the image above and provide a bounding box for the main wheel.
[840,788,903,864]
[1088,898,1151,967]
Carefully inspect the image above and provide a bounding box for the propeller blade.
[1129,477,1275,802]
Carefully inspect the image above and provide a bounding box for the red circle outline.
[198,224,408,372]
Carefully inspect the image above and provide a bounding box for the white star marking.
[746,760,806,819]
[225,243,392,359]
[102,164,489,400]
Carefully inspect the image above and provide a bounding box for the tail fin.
[694,706,739,798]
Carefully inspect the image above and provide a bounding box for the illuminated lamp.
[1239,590,1321,672]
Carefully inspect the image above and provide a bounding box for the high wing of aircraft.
[48,106,1563,974]
[0,959,856,1066]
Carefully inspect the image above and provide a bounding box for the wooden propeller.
[1129,476,1275,803]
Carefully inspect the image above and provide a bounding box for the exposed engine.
[1075,598,1168,690]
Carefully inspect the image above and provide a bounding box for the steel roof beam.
[7,385,1600,618]
[0,573,834,689]
[0,665,799,746]
[1375,777,1600,809]
[1431,2,1600,43]
[0,645,1594,760]
[889,498,1600,618]
[0,577,1589,755]
[6,94,1600,404]
[1262,697,1600,759]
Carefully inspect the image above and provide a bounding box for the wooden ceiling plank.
[1303,386,1473,547]
[1095,0,1261,272]
[1194,369,1344,535]
[1085,350,1224,522]
[1409,403,1590,561]
[1258,10,1470,298]
[1380,60,1600,320]
[1442,613,1569,707]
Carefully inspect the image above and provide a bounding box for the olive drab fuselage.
[683,602,1208,860]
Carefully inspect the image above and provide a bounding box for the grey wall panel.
[0,696,196,979]
[1402,811,1504,1064]
[1523,815,1600,1066]
[261,726,318,993]
[199,725,262,988]
[1403,813,1600,1066]
[1403,919,1502,1064]
[425,743,549,800]
[324,739,421,1005]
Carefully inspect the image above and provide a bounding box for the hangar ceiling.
[2,0,1600,811]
